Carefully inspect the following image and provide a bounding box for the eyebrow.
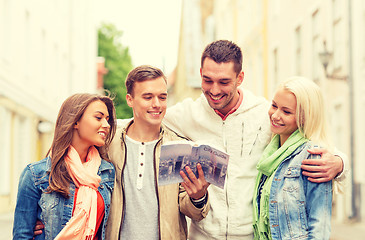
[142,92,168,96]
[95,111,109,117]
[202,75,231,81]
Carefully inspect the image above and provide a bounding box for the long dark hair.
[47,93,116,197]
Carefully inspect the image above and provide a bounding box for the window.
[312,10,320,82]
[0,106,11,195]
[295,26,302,75]
[332,0,344,70]
[273,48,279,86]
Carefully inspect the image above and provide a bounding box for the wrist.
[191,193,207,208]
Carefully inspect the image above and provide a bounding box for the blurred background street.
[1,0,365,238]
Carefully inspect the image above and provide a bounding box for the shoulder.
[287,142,311,166]
[99,159,115,180]
[28,157,50,176]
[100,159,115,171]
[161,124,190,142]
[21,157,50,186]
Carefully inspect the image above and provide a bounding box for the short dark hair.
[201,40,243,75]
[125,65,167,96]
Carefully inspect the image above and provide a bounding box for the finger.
[180,170,192,184]
[302,171,327,178]
[307,147,327,155]
[181,182,196,196]
[301,164,323,172]
[306,176,331,183]
[33,230,43,235]
[34,225,44,231]
[184,166,199,183]
[196,164,206,181]
[301,159,324,166]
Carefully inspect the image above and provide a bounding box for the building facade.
[175,0,364,223]
[0,0,98,213]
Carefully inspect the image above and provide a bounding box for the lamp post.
[318,41,347,81]
[319,38,358,220]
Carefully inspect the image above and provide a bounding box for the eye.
[220,81,229,85]
[271,103,277,109]
[159,96,167,100]
[95,116,102,120]
[143,96,152,100]
[283,110,292,114]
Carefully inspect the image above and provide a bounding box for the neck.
[218,90,240,116]
[127,121,161,142]
[71,144,89,163]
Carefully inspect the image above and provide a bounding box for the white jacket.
[164,89,272,240]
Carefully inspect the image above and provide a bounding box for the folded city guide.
[158,141,229,189]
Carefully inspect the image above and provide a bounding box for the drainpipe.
[348,0,357,220]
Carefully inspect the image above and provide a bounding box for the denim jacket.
[268,143,332,240]
[13,157,115,240]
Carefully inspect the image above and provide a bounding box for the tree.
[98,23,134,119]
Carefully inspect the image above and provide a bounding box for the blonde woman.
[13,93,116,240]
[253,77,333,240]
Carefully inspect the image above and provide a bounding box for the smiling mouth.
[148,111,162,116]
[271,121,283,127]
[209,94,224,102]
[98,132,107,138]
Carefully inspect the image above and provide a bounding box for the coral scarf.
[55,145,101,240]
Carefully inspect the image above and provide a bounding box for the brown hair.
[47,93,116,197]
[201,40,243,75]
[125,65,167,96]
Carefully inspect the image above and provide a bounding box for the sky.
[95,0,182,75]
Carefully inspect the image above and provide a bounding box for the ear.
[237,71,244,86]
[200,68,203,77]
[126,94,133,108]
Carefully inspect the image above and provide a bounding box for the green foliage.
[98,23,134,119]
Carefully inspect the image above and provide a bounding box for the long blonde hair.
[279,76,331,148]
[47,93,116,197]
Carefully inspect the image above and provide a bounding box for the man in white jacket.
[163,40,345,240]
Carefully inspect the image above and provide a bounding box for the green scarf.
[253,130,307,240]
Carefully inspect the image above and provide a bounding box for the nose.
[271,110,281,120]
[152,97,161,107]
[210,83,220,95]
[102,118,110,129]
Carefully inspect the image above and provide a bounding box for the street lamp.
[318,41,347,80]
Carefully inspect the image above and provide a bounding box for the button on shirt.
[120,136,159,240]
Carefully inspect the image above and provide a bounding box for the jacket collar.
[120,119,165,142]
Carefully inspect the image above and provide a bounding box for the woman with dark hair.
[13,93,116,240]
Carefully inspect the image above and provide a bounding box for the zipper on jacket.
[222,121,227,152]
[118,132,128,239]
[241,122,244,157]
[153,137,163,240]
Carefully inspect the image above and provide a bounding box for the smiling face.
[201,58,243,116]
[72,100,111,148]
[268,88,298,145]
[126,77,167,129]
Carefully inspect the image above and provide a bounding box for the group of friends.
[13,40,346,240]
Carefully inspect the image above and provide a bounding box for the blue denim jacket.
[13,157,115,240]
[268,143,332,240]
